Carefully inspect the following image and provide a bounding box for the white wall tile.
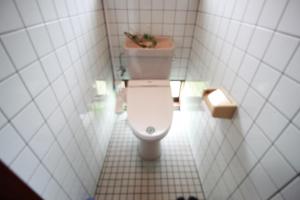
[28,25,53,57]
[226,125,243,151]
[226,21,240,45]
[11,147,40,181]
[235,24,254,51]
[54,0,69,18]
[20,61,49,97]
[152,11,163,24]
[65,0,78,15]
[188,0,300,199]
[230,77,248,104]
[231,189,244,200]
[293,112,300,129]
[231,0,248,21]
[52,76,69,102]
[245,124,271,159]
[0,0,23,33]
[42,178,60,200]
[0,111,7,128]
[261,147,296,188]
[1,30,37,69]
[57,126,73,151]
[236,141,258,172]
[29,124,54,159]
[60,95,75,119]
[47,108,67,136]
[249,163,277,199]
[258,0,288,29]
[151,0,163,10]
[278,0,300,37]
[41,53,62,82]
[271,193,285,200]
[233,107,253,134]
[175,11,187,24]
[243,0,265,24]
[164,11,176,23]
[164,0,177,10]
[140,10,151,23]
[35,86,58,118]
[247,27,273,59]
[116,10,128,23]
[177,0,189,10]
[56,46,72,71]
[285,46,300,82]
[28,164,51,195]
[140,0,151,9]
[230,156,247,184]
[15,0,43,26]
[269,76,300,118]
[228,47,244,73]
[128,0,139,9]
[0,124,25,165]
[276,124,300,172]
[67,41,80,63]
[281,176,300,200]
[242,88,265,119]
[42,142,63,174]
[239,177,261,200]
[114,0,127,9]
[263,33,299,71]
[37,0,58,21]
[0,43,15,81]
[238,55,260,84]
[47,22,65,49]
[0,74,31,118]
[12,102,44,142]
[0,1,115,199]
[186,12,197,24]
[251,63,281,98]
[256,102,289,141]
[60,19,74,42]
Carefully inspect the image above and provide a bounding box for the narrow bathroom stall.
[1,0,300,200]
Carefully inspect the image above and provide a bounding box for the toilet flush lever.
[146,126,155,134]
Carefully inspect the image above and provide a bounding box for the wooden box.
[202,88,237,119]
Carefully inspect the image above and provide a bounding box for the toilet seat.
[127,80,173,141]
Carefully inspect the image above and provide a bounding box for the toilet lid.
[127,84,173,141]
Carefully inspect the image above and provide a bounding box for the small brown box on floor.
[202,88,237,119]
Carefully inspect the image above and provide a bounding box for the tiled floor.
[95,111,205,200]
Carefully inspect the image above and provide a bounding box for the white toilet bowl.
[127,80,173,160]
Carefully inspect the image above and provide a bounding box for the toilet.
[124,36,175,160]
[127,80,173,160]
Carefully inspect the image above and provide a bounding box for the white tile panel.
[0,0,23,33]
[0,74,31,118]
[15,0,43,26]
[0,124,25,165]
[20,61,49,97]
[1,30,37,69]
[269,76,300,118]
[12,102,44,142]
[11,147,40,181]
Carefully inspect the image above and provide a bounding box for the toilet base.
[138,140,161,160]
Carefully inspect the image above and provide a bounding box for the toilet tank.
[124,36,175,79]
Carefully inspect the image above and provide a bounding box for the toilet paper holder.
[202,88,237,119]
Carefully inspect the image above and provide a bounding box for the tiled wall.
[104,0,199,80]
[186,0,300,199]
[0,0,115,199]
